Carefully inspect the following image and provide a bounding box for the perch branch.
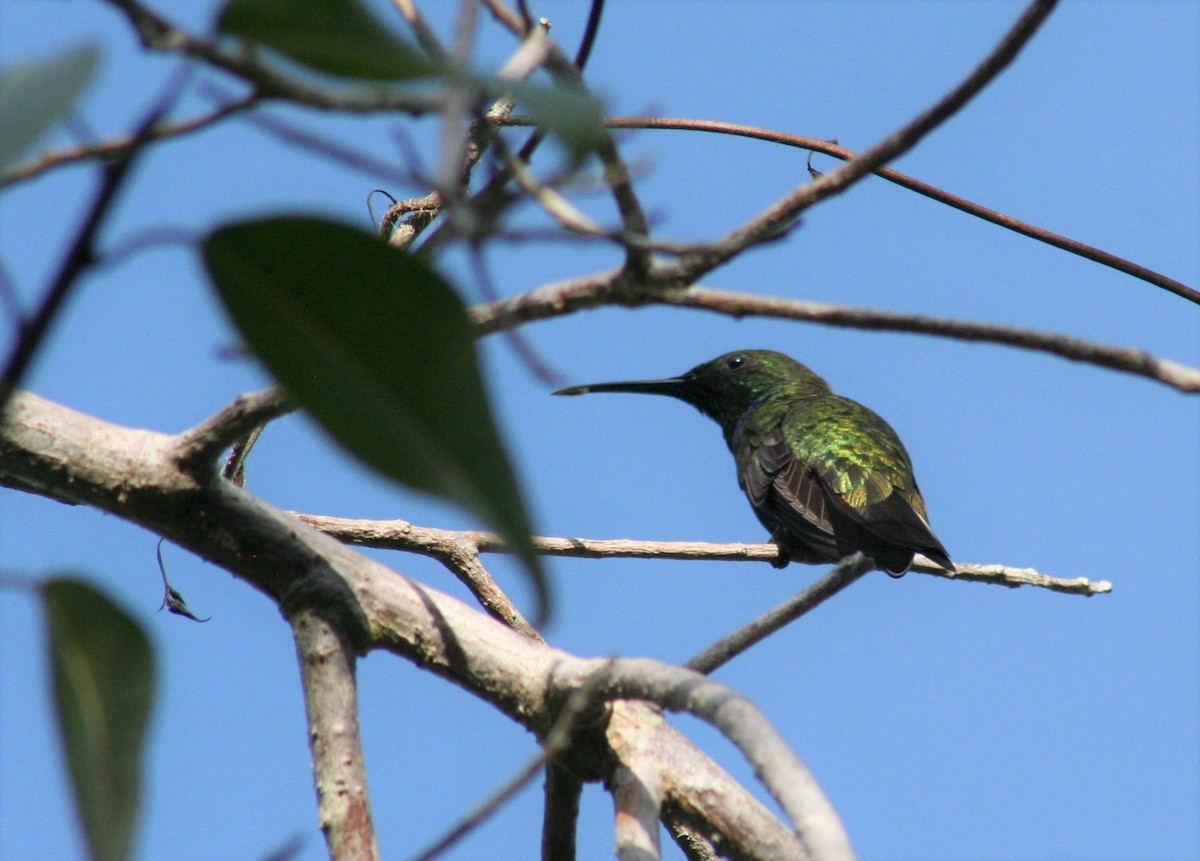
[0,390,863,861]
[294,513,1114,597]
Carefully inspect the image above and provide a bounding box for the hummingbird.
[554,349,953,575]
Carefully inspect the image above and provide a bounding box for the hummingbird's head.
[680,350,831,418]
[553,349,830,428]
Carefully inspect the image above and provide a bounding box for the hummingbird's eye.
[726,354,746,370]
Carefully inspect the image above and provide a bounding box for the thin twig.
[102,0,443,115]
[658,285,1200,394]
[468,274,1200,394]
[685,554,873,675]
[391,0,450,61]
[0,67,185,410]
[0,260,22,324]
[499,115,1195,306]
[294,513,1113,597]
[0,92,259,189]
[468,246,566,386]
[429,538,543,641]
[573,0,608,71]
[173,387,295,476]
[663,0,1061,285]
[197,81,418,187]
[408,659,616,861]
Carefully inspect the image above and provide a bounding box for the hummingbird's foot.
[770,542,790,569]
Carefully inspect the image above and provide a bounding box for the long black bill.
[553,377,692,398]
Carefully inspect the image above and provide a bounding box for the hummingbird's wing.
[738,398,953,572]
[738,423,846,565]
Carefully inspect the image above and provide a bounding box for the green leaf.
[491,79,607,161]
[202,217,549,620]
[0,45,99,170]
[217,0,436,81]
[42,578,154,861]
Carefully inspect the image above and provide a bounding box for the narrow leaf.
[491,79,606,161]
[202,217,549,620]
[217,0,436,81]
[43,578,154,861]
[0,45,99,170]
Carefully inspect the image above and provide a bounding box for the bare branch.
[174,387,295,476]
[427,539,543,641]
[657,285,1200,394]
[554,660,856,861]
[418,6,651,278]
[467,245,566,386]
[467,274,1200,394]
[1,391,846,861]
[923,560,1114,595]
[543,764,583,861]
[391,0,451,61]
[294,513,1114,597]
[196,82,418,187]
[661,0,1061,285]
[101,0,443,115]
[663,813,723,861]
[685,554,874,675]
[654,718,807,861]
[608,705,664,861]
[0,93,259,190]
[529,116,1197,306]
[1,70,183,410]
[292,608,381,861]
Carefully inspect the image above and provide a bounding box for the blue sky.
[2,2,1197,860]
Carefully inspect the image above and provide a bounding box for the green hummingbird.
[554,349,953,574]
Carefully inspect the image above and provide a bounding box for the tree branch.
[685,554,874,675]
[101,0,443,115]
[519,116,1196,306]
[554,660,856,861]
[0,69,192,409]
[467,274,1200,394]
[656,285,1200,394]
[173,387,294,477]
[292,608,380,861]
[426,539,543,641]
[661,0,1061,285]
[543,763,583,861]
[0,390,830,860]
[0,93,259,189]
[293,513,1114,597]
[608,705,664,861]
